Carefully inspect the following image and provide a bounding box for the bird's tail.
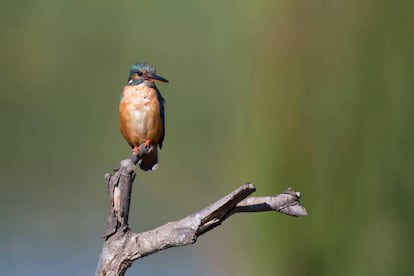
[139,146,159,171]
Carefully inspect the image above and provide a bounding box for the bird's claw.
[143,140,153,153]
[132,140,153,156]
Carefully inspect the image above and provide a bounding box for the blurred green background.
[1,0,413,275]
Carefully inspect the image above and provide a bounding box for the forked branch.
[96,145,307,276]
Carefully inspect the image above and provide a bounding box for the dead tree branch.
[96,145,307,276]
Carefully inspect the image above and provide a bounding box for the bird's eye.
[137,71,143,76]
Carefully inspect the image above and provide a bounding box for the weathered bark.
[96,145,307,276]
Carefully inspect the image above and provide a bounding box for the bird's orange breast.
[119,85,163,147]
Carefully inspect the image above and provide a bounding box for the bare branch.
[103,144,153,239]
[96,147,307,276]
[233,188,307,217]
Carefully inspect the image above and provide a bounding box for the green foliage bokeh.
[1,1,413,275]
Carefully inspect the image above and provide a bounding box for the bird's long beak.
[150,74,169,83]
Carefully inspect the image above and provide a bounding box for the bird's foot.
[132,140,153,156]
[144,139,152,148]
[143,140,153,153]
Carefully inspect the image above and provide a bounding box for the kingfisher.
[119,63,169,171]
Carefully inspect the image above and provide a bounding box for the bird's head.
[127,63,169,85]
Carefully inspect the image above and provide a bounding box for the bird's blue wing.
[156,87,166,149]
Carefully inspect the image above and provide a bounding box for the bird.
[119,63,169,171]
